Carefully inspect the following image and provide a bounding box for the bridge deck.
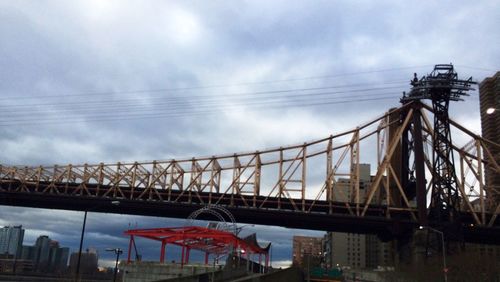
[1,181,499,245]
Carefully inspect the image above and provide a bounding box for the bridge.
[1,65,499,245]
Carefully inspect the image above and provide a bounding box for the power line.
[0,81,407,106]
[0,96,398,126]
[0,64,448,126]
[0,65,427,101]
[0,93,400,122]
[0,80,409,124]
[0,85,406,115]
[0,92,400,118]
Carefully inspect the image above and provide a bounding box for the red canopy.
[124,226,269,267]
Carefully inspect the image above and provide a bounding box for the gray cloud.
[0,0,498,266]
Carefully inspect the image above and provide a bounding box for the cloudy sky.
[0,0,498,267]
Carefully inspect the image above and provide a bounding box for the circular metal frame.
[186,205,237,234]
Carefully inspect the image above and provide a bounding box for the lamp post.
[419,226,447,282]
[106,248,123,282]
[75,200,120,281]
[75,209,88,282]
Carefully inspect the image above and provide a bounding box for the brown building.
[292,236,323,267]
[69,250,98,275]
[323,165,395,269]
[479,72,500,205]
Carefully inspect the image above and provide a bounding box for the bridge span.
[1,99,499,244]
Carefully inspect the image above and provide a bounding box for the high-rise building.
[324,232,366,268]
[479,72,500,204]
[0,231,68,274]
[292,236,323,266]
[20,245,36,261]
[0,225,24,257]
[21,235,69,273]
[365,234,392,269]
[48,242,69,273]
[34,235,51,271]
[324,164,395,269]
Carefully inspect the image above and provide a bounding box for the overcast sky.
[0,0,498,267]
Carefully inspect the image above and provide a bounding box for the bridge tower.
[401,64,476,227]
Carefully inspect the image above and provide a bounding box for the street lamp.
[486,107,497,115]
[419,226,447,282]
[106,248,123,282]
[75,200,120,281]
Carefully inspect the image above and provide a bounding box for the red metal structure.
[124,226,270,268]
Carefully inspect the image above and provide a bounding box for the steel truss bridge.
[1,89,499,245]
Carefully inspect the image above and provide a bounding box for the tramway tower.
[401,64,476,225]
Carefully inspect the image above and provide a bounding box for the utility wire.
[0,96,398,126]
[0,81,407,108]
[0,64,446,126]
[0,92,402,122]
[0,65,427,101]
[0,85,406,115]
[0,81,408,124]
[1,93,400,122]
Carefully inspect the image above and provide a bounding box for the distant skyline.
[2,211,322,267]
[1,0,498,267]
